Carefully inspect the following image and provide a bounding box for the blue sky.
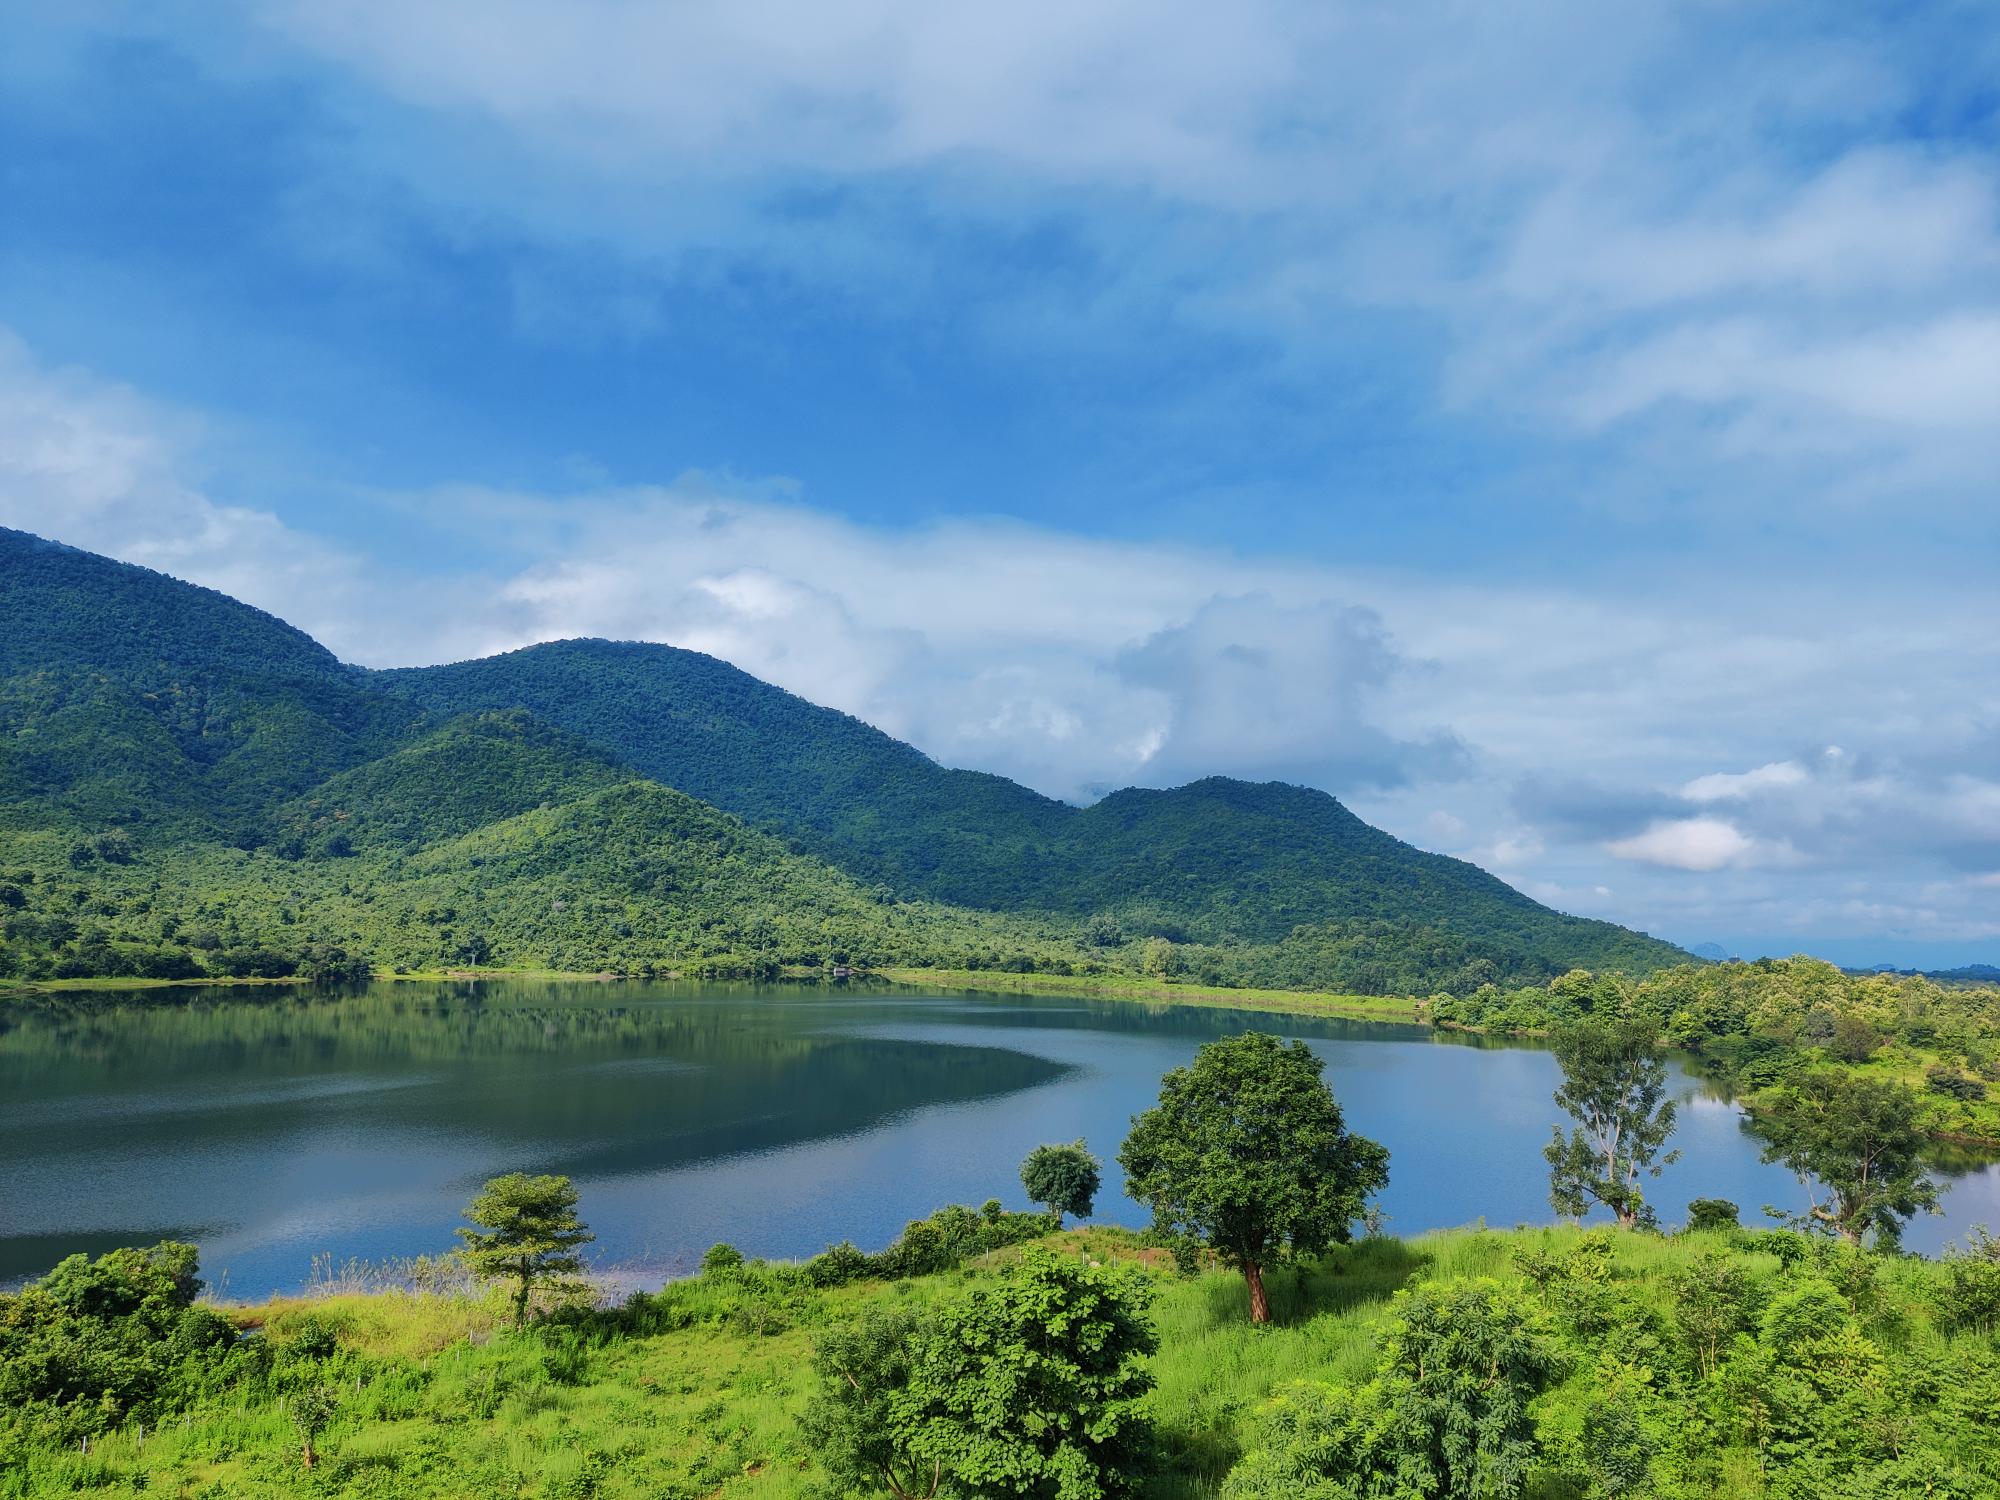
[2,2,1997,965]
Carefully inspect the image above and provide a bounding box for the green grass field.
[11,1222,1996,1499]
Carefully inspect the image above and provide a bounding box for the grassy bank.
[873,966,1422,1023]
[9,1222,1998,1499]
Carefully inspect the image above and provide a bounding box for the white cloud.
[203,0,2000,502]
[7,321,2000,950]
[1607,817,1759,872]
[0,330,390,652]
[1682,761,1810,803]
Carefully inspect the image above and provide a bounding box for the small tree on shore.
[1544,1017,1680,1228]
[290,1385,338,1470]
[1020,1140,1101,1226]
[457,1172,594,1327]
[1119,1032,1388,1324]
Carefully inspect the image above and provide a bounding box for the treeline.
[1436,957,2000,1140]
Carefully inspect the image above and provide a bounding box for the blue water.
[4,979,1995,1296]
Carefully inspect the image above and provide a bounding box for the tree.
[1756,1073,1938,1247]
[1119,1032,1388,1324]
[1224,1279,1560,1499]
[1019,1140,1101,1226]
[1669,1251,1758,1379]
[456,1172,594,1326]
[1686,1197,1741,1233]
[802,1250,1156,1500]
[290,1385,338,1470]
[1543,1017,1679,1228]
[800,1306,931,1498]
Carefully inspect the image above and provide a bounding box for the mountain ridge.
[0,527,1685,990]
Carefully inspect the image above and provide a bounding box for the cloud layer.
[4,324,1997,960]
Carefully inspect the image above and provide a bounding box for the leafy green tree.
[1543,1018,1679,1229]
[1669,1251,1759,1379]
[1686,1197,1741,1233]
[1756,1073,1939,1247]
[290,1385,338,1470]
[1019,1140,1101,1226]
[1224,1279,1560,1499]
[701,1242,746,1277]
[1119,1032,1388,1323]
[456,1172,594,1327]
[802,1249,1155,1500]
[800,1306,930,1498]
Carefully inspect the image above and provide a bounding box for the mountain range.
[0,526,1684,992]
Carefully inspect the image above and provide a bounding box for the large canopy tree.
[1118,1032,1388,1323]
[1757,1072,1938,1247]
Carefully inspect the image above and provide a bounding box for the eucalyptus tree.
[1544,1017,1680,1229]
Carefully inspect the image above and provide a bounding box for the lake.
[5,978,1998,1296]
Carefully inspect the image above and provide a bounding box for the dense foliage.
[1,527,1686,995]
[1119,1033,1389,1322]
[803,1250,1156,1500]
[1434,957,2000,1144]
[10,1220,2000,1497]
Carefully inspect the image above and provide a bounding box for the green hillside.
[0,527,1685,990]
[0,529,416,838]
[383,640,1681,975]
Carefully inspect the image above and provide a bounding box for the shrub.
[1687,1197,1741,1232]
[700,1243,746,1277]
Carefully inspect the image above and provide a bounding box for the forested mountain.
[384,640,1672,972]
[0,527,1685,990]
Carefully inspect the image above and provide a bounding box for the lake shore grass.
[0,964,1422,1029]
[872,965,1423,1023]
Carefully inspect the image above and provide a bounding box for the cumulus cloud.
[1111,595,1468,791]
[1608,817,1761,872]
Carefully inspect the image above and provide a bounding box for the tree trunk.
[302,1440,317,1470]
[1244,1261,1270,1324]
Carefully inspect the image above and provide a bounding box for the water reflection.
[2,979,1995,1294]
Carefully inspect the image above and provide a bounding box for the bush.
[804,1241,877,1288]
[1686,1198,1741,1232]
[803,1250,1156,1500]
[0,1242,220,1445]
[1926,1065,1987,1102]
[700,1243,746,1277]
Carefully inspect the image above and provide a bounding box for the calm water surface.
[5,979,1998,1295]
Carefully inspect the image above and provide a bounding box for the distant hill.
[0,527,1686,991]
